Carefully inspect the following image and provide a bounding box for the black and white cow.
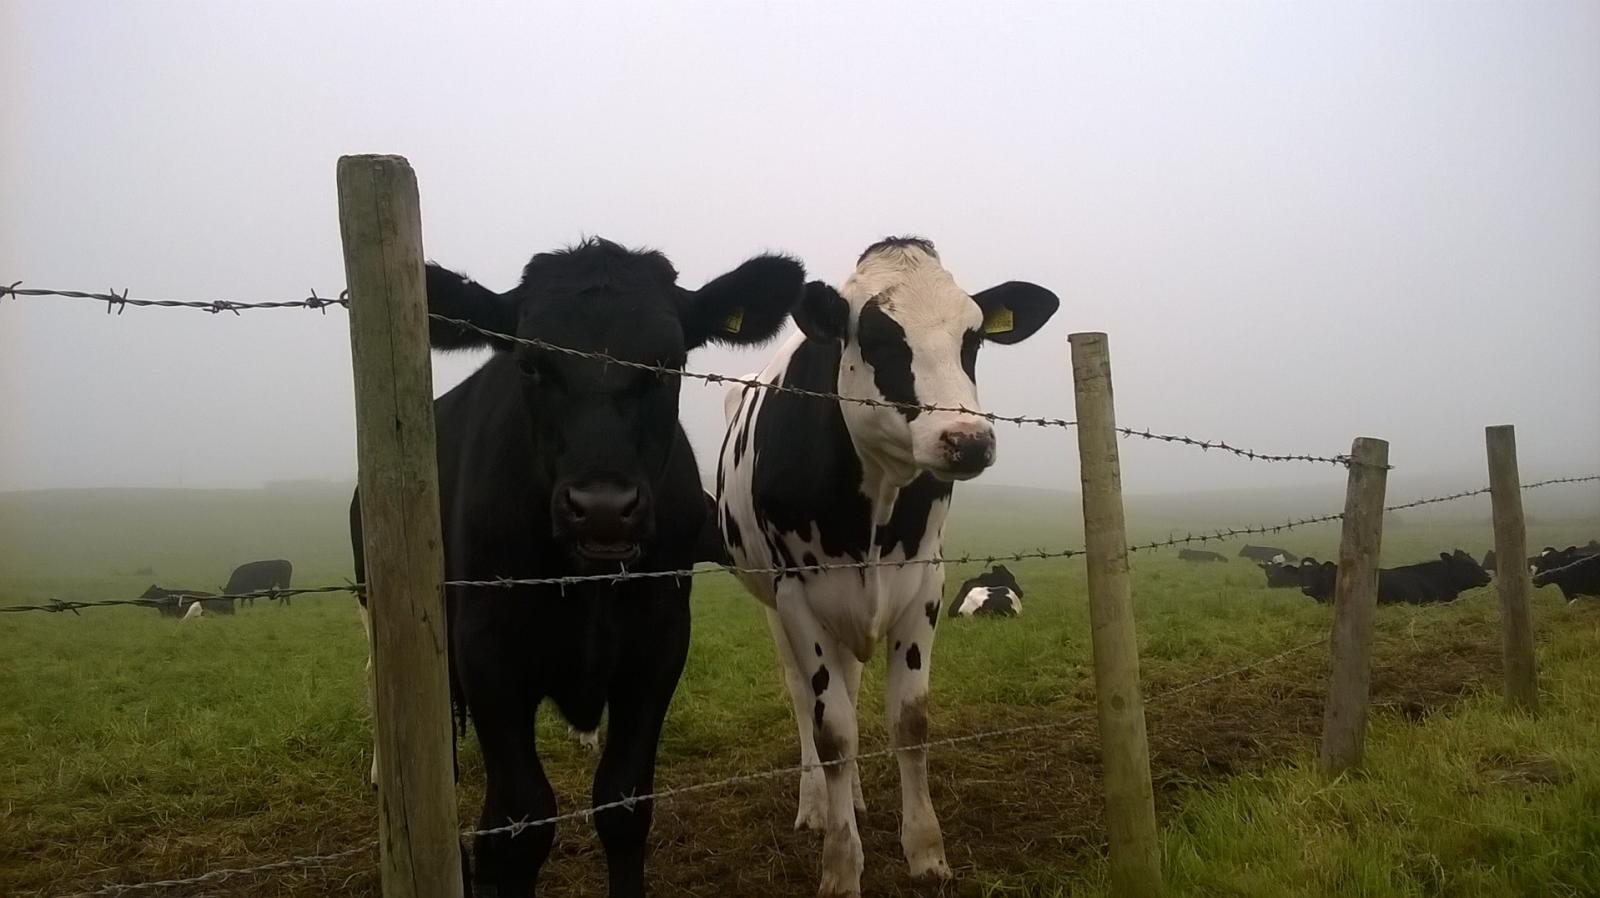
[947,564,1023,618]
[1531,545,1600,603]
[1258,561,1303,589]
[1177,548,1228,563]
[717,237,1059,896]
[139,585,225,618]
[350,238,803,897]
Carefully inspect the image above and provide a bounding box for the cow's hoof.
[818,829,864,898]
[570,726,600,751]
[909,856,953,882]
[794,803,827,832]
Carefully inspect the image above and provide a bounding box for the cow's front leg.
[470,697,555,897]
[774,587,864,898]
[767,608,865,829]
[885,584,951,882]
[593,600,689,898]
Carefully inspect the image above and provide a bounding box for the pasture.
[3,483,1599,897]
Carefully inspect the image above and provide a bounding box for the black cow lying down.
[1532,546,1600,603]
[350,237,802,897]
[1178,548,1227,563]
[948,564,1024,618]
[1300,550,1490,605]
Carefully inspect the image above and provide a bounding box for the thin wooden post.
[1486,425,1538,712]
[338,154,463,898]
[1069,332,1162,898]
[1319,437,1389,776]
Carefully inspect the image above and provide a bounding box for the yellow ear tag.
[722,307,745,335]
[983,306,1014,335]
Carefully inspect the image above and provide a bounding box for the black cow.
[1300,550,1490,605]
[1258,561,1304,589]
[1239,545,1298,563]
[139,585,226,617]
[1178,548,1227,563]
[1531,546,1600,603]
[350,237,801,897]
[948,564,1024,618]
[223,559,293,607]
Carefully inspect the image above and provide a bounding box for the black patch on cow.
[803,552,818,570]
[858,236,938,264]
[924,600,939,629]
[722,507,743,550]
[905,643,922,670]
[894,640,902,651]
[811,665,830,696]
[875,474,953,558]
[813,699,826,731]
[960,329,981,383]
[814,642,823,657]
[857,300,920,421]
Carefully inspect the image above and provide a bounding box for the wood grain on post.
[338,154,463,898]
[1486,425,1538,712]
[1069,332,1163,898]
[1319,437,1389,777]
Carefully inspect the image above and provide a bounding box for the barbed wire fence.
[7,255,1598,898]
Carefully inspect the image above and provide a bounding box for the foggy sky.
[3,2,1596,500]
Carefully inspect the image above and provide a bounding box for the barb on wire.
[1,584,359,616]
[0,284,347,314]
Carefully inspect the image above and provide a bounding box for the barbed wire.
[1130,474,1600,554]
[1,283,347,315]
[55,624,1327,896]
[4,282,1377,465]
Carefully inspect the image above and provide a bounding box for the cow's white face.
[795,238,1060,486]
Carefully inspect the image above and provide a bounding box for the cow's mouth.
[576,539,642,563]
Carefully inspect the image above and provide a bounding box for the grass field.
[2,482,1598,897]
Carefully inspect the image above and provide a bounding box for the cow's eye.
[516,355,543,384]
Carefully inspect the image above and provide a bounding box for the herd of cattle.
[115,233,1581,898]
[136,559,294,618]
[1179,540,1600,605]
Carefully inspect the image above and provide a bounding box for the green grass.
[1,483,1597,896]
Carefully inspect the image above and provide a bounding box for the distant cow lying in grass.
[139,585,228,618]
[1300,550,1490,605]
[1239,545,1298,563]
[1178,548,1227,563]
[948,564,1024,618]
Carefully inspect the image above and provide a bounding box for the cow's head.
[428,238,802,566]
[1438,549,1491,590]
[793,237,1059,485]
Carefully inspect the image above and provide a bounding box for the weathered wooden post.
[1069,332,1162,898]
[1486,424,1538,712]
[338,154,463,898]
[1318,437,1389,776]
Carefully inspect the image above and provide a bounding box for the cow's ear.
[424,263,519,352]
[793,281,849,343]
[971,281,1060,345]
[682,254,806,350]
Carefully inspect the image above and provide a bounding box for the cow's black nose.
[558,483,648,560]
[940,429,996,476]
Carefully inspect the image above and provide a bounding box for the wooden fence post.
[1069,332,1162,898]
[338,154,464,898]
[1319,437,1389,777]
[1486,425,1538,712]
